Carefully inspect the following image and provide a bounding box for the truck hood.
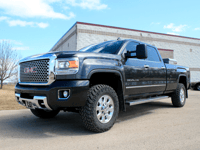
[177,65,190,71]
[19,51,121,63]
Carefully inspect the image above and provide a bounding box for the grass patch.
[0,85,25,110]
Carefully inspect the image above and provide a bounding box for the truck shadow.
[0,101,173,139]
[117,101,173,123]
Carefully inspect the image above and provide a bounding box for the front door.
[123,42,150,99]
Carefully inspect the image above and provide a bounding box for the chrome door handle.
[144,65,149,68]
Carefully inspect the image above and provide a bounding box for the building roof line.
[50,22,77,51]
[76,21,200,41]
[158,48,174,52]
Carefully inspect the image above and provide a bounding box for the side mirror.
[136,44,148,59]
[124,51,136,58]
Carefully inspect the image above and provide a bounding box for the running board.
[126,96,169,106]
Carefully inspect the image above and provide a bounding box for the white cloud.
[0,0,107,29]
[0,0,106,22]
[12,47,30,51]
[164,23,174,29]
[66,0,108,10]
[12,40,23,45]
[7,20,35,27]
[164,23,188,32]
[151,22,160,25]
[0,0,73,19]
[63,6,70,10]
[0,39,23,45]
[167,32,179,35]
[194,28,200,31]
[173,25,187,32]
[7,19,49,28]
[0,17,49,28]
[63,12,76,19]
[0,16,8,21]
[0,39,29,51]
[36,22,49,28]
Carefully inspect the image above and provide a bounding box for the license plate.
[25,101,32,108]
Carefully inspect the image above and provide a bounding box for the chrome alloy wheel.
[96,95,114,124]
[180,88,185,103]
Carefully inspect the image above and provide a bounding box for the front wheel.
[30,109,60,119]
[80,84,119,133]
[171,83,186,107]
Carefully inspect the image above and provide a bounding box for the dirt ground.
[0,85,25,110]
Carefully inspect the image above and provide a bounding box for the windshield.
[79,41,124,54]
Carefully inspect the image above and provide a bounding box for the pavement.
[0,90,200,150]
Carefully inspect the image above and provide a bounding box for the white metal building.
[50,22,200,86]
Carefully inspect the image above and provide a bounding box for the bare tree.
[0,40,21,89]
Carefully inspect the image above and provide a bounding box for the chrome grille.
[20,59,49,83]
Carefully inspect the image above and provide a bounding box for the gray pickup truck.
[15,39,190,132]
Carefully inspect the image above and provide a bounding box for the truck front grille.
[20,59,49,83]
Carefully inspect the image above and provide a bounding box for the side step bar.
[126,96,169,106]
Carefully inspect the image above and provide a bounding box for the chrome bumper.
[15,93,52,110]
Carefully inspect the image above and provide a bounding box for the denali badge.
[127,79,139,82]
[24,67,37,73]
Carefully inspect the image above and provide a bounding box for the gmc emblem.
[24,67,37,73]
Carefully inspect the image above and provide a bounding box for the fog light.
[63,91,69,98]
[58,89,70,100]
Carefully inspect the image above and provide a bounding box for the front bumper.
[15,94,52,110]
[15,80,89,110]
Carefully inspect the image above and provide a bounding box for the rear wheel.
[171,83,186,107]
[30,109,60,119]
[196,84,200,91]
[80,84,119,133]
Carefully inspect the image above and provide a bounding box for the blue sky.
[0,0,200,58]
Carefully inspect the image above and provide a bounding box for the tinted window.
[79,41,124,54]
[124,42,139,57]
[147,46,160,62]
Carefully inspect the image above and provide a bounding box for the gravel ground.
[0,90,200,150]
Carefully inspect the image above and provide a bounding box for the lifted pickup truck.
[15,39,190,133]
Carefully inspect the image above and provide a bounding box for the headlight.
[55,57,79,75]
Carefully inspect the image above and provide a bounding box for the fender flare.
[88,69,126,111]
[177,74,187,85]
[177,74,188,98]
[88,69,125,90]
